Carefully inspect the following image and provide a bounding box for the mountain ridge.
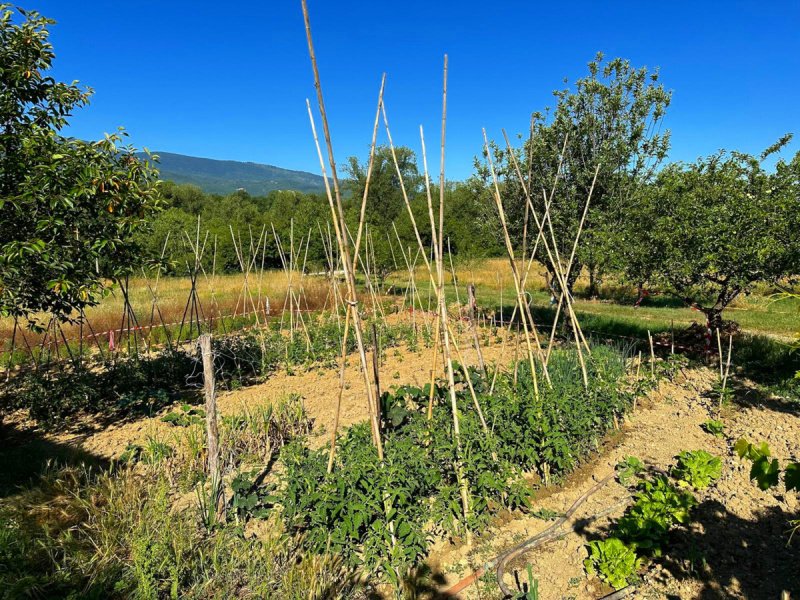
[140,151,326,195]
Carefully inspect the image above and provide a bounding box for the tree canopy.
[612,139,800,326]
[487,53,671,296]
[0,5,161,327]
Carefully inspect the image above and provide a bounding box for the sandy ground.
[6,324,799,599]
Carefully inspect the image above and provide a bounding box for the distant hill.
[141,151,326,196]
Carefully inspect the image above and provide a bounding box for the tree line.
[2,6,798,331]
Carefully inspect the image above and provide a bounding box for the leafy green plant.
[658,353,690,381]
[161,403,205,427]
[279,344,634,588]
[672,450,722,489]
[701,419,725,438]
[584,538,642,590]
[616,476,696,554]
[615,456,645,486]
[231,471,277,522]
[735,438,799,492]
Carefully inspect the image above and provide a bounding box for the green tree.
[0,5,161,327]
[487,53,671,297]
[616,140,800,329]
[346,146,421,285]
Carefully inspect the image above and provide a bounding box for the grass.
[4,259,795,367]
[390,257,799,339]
[0,270,339,359]
[0,396,360,599]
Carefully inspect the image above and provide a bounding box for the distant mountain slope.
[142,151,326,195]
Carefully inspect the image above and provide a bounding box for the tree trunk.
[701,285,742,332]
[587,264,600,299]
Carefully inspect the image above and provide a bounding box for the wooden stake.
[199,333,222,517]
[301,7,382,458]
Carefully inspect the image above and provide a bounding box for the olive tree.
[0,5,161,328]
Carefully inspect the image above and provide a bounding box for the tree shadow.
[719,379,800,417]
[0,420,110,498]
[660,498,800,598]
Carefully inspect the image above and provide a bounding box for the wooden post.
[670,319,675,354]
[467,283,487,376]
[648,330,656,378]
[199,334,221,515]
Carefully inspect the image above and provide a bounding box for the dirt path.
[429,369,800,599]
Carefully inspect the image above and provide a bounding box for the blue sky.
[28,1,800,180]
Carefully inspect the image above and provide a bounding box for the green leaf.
[784,463,800,492]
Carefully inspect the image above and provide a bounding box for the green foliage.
[658,353,691,381]
[701,419,725,438]
[616,476,697,555]
[231,471,277,521]
[735,438,799,492]
[0,352,194,427]
[584,538,642,590]
[1,320,412,430]
[671,450,722,489]
[0,396,345,598]
[612,142,800,325]
[279,344,634,585]
[0,5,161,327]
[486,53,671,295]
[0,464,355,599]
[615,456,645,486]
[162,403,205,427]
[512,564,540,599]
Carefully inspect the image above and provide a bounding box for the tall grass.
[0,271,338,359]
[0,396,360,599]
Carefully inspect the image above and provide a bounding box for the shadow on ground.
[660,499,800,599]
[0,420,109,497]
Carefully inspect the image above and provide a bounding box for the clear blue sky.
[28,0,800,180]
